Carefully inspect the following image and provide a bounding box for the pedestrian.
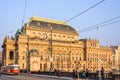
[72,69,76,79]
[38,70,40,74]
[57,69,61,77]
[86,69,89,79]
[75,70,78,80]
[109,71,113,80]
[101,67,105,80]
[54,69,57,76]
[81,71,86,80]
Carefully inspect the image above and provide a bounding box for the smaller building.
[80,39,112,72]
[110,45,120,71]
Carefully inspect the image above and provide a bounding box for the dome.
[27,16,78,35]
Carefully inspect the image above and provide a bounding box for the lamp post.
[15,50,18,64]
[26,35,30,73]
[49,26,53,73]
[45,55,48,71]
[27,51,30,73]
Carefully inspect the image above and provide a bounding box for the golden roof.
[29,16,67,25]
[27,16,78,35]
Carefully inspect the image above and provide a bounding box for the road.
[0,73,72,80]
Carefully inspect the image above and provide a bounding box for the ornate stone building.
[2,16,112,72]
[110,45,120,71]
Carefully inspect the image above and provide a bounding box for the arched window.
[9,51,14,60]
[29,49,39,55]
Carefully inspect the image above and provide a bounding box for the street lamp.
[27,51,30,73]
[45,55,48,71]
[15,50,18,64]
[49,26,53,73]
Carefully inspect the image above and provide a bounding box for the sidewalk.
[37,74,93,80]
[35,74,74,80]
[21,73,78,80]
[21,73,94,80]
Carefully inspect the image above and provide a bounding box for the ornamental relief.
[29,34,47,40]
[30,58,39,71]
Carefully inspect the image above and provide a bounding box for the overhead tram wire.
[78,16,120,33]
[96,20,120,28]
[22,0,27,27]
[79,20,120,33]
[2,0,28,37]
[66,0,105,22]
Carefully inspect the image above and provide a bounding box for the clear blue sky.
[0,0,120,50]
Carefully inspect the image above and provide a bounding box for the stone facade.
[110,45,120,71]
[2,16,112,72]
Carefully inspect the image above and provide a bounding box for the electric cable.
[66,0,105,22]
[78,16,120,33]
[79,20,120,33]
